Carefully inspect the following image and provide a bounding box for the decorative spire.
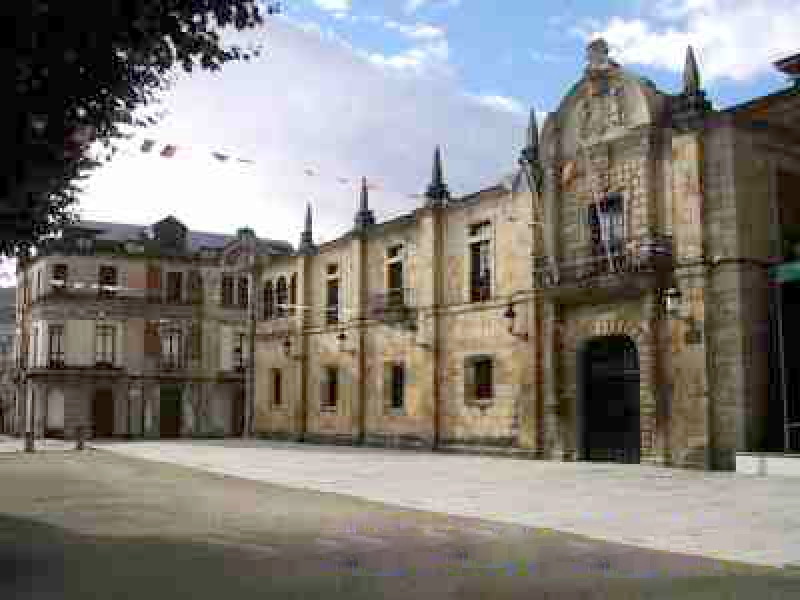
[354,176,375,230]
[683,45,701,96]
[673,44,711,131]
[298,202,317,255]
[425,146,449,207]
[519,106,543,196]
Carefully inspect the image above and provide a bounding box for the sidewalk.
[90,438,800,569]
[0,435,74,453]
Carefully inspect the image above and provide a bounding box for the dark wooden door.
[92,388,115,438]
[160,385,182,438]
[579,335,640,464]
[231,388,245,436]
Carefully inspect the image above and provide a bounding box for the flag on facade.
[304,168,315,176]
[140,139,156,153]
[237,158,254,164]
[160,144,177,158]
[212,152,230,162]
[337,177,349,184]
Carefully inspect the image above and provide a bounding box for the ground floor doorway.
[231,387,245,437]
[577,335,640,464]
[92,388,115,438]
[160,385,183,438]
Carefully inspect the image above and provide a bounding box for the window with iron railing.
[326,279,340,325]
[263,281,274,319]
[48,325,65,368]
[221,275,234,307]
[98,266,117,298]
[587,193,625,257]
[276,276,288,318]
[233,333,246,372]
[166,271,183,304]
[161,328,184,369]
[237,276,249,309]
[95,324,115,367]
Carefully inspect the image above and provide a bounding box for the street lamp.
[503,303,529,341]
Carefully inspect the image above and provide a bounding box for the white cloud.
[313,0,351,13]
[76,18,527,246]
[405,0,462,15]
[469,94,527,116]
[383,20,445,40]
[588,0,800,82]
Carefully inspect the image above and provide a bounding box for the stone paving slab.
[89,439,800,568]
[0,435,74,453]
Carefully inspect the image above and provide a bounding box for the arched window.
[276,277,288,318]
[289,273,297,316]
[263,281,274,320]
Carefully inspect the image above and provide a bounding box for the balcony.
[369,288,417,328]
[159,356,185,371]
[533,235,673,303]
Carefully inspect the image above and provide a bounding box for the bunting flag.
[304,168,315,176]
[140,139,156,153]
[160,144,178,158]
[212,152,230,162]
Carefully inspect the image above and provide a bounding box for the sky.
[1,0,798,287]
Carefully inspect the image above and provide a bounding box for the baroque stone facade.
[255,41,800,470]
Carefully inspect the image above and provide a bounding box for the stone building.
[0,287,15,433]
[13,217,292,439]
[254,40,800,470]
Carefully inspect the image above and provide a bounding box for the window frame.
[321,366,338,410]
[272,368,282,407]
[464,354,495,406]
[48,324,65,368]
[166,271,183,304]
[160,326,184,370]
[98,265,118,298]
[237,276,249,310]
[233,332,246,372]
[221,274,234,307]
[94,324,116,368]
[467,220,493,303]
[326,277,340,325]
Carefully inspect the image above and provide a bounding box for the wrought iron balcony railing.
[533,235,673,291]
[369,288,417,324]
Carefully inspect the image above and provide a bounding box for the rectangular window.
[144,321,160,355]
[146,265,162,302]
[469,240,491,302]
[98,266,118,298]
[188,271,204,304]
[190,323,202,360]
[52,264,68,292]
[221,275,234,307]
[161,327,183,369]
[272,369,282,407]
[95,324,115,367]
[166,271,183,304]
[390,363,405,410]
[233,333,246,372]
[326,279,340,325]
[322,366,338,409]
[474,357,494,399]
[387,246,404,308]
[237,277,249,309]
[48,325,65,368]
[588,194,625,257]
[465,355,494,403]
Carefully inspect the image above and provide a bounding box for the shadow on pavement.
[1,513,800,600]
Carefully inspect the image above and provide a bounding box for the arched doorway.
[577,335,640,463]
[92,388,115,438]
[46,389,65,438]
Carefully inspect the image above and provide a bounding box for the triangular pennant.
[160,144,177,158]
[212,152,230,162]
[236,158,254,164]
[304,168,315,176]
[140,139,156,153]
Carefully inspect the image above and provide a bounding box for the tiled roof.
[74,220,293,254]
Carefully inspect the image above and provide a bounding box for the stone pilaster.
[541,299,560,458]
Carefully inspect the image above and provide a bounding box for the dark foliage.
[2,1,279,258]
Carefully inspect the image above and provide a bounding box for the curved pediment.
[542,39,667,159]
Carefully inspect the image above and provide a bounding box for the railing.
[369,288,416,323]
[533,235,673,290]
[159,356,185,371]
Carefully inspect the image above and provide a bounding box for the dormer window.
[51,264,68,292]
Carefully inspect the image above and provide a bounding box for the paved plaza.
[1,449,798,599]
[86,438,800,569]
